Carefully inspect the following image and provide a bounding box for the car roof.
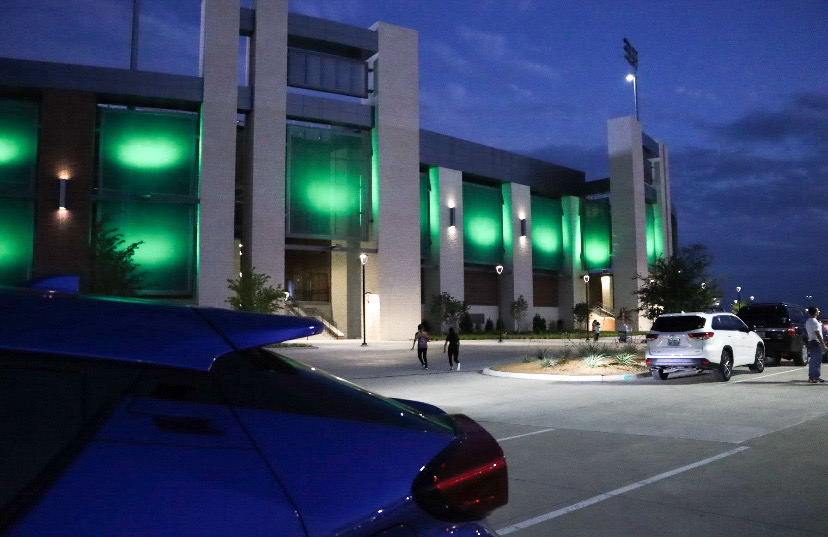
[0,288,323,371]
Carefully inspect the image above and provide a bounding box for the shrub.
[614,353,637,366]
[459,312,474,333]
[84,222,145,297]
[540,357,558,368]
[535,347,552,361]
[226,269,286,313]
[485,318,494,332]
[583,354,607,368]
[532,313,547,333]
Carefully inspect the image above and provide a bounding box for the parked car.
[737,303,810,366]
[645,312,765,381]
[0,287,507,536]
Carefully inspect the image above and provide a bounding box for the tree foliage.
[226,269,286,313]
[83,222,145,296]
[510,294,529,332]
[428,292,469,330]
[635,244,721,320]
[573,302,589,330]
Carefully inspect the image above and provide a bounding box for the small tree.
[635,244,721,320]
[458,312,474,333]
[84,222,145,296]
[510,294,529,332]
[573,302,589,331]
[226,269,286,313]
[428,292,469,331]
[532,313,547,333]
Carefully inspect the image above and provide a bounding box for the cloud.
[428,41,470,70]
[459,26,508,58]
[711,91,827,146]
[515,59,560,80]
[674,86,718,103]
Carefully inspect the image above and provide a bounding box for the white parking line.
[496,446,749,535]
[496,428,556,442]
[731,367,803,383]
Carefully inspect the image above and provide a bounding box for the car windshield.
[651,315,706,332]
[738,306,787,327]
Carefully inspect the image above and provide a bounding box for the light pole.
[625,73,639,121]
[584,274,590,340]
[496,265,504,342]
[360,253,367,346]
[736,286,741,305]
[806,295,813,305]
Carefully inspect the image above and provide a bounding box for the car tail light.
[787,325,796,336]
[688,332,715,340]
[412,414,508,522]
[645,333,659,341]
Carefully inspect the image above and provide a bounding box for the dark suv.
[737,303,809,366]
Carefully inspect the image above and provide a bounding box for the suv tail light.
[412,414,508,522]
[688,332,715,340]
[787,325,796,336]
[645,333,659,341]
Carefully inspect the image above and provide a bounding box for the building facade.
[0,1,673,339]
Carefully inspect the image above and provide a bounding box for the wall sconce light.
[448,206,456,228]
[58,178,68,210]
[519,218,527,237]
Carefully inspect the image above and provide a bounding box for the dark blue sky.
[1,0,825,306]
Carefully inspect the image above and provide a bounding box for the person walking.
[592,319,601,342]
[443,327,461,371]
[806,306,826,383]
[412,324,429,369]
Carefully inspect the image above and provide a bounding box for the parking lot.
[281,340,828,537]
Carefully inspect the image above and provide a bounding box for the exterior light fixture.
[448,206,456,228]
[495,265,504,342]
[495,264,503,275]
[519,218,527,237]
[360,253,368,346]
[58,178,67,210]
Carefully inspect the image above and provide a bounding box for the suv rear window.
[738,306,788,327]
[652,315,706,332]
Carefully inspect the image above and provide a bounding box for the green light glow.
[0,199,34,285]
[531,196,563,270]
[646,202,665,265]
[581,199,612,271]
[98,201,195,295]
[463,182,503,265]
[0,100,38,186]
[117,138,184,169]
[99,108,198,196]
[304,179,359,213]
[0,138,21,164]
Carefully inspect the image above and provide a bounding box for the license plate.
[668,337,680,347]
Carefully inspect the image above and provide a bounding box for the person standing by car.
[806,306,826,383]
[412,324,429,369]
[443,327,461,371]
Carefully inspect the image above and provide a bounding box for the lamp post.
[736,286,742,306]
[360,253,368,346]
[496,265,504,342]
[584,274,590,340]
[625,73,639,121]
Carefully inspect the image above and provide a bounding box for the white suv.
[645,312,765,381]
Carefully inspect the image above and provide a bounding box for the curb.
[482,367,651,382]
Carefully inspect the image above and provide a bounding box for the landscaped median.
[483,342,651,382]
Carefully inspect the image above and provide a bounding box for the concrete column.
[559,195,583,330]
[370,21,421,340]
[439,167,464,301]
[198,0,238,307]
[608,116,648,330]
[507,183,532,332]
[656,142,673,257]
[244,0,288,284]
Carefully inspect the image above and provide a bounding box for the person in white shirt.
[805,306,826,383]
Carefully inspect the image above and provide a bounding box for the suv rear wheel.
[715,350,733,382]
[749,346,765,373]
[651,368,668,381]
[792,341,809,366]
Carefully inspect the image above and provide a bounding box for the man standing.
[806,306,826,383]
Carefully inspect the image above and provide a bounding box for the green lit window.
[420,171,430,259]
[581,198,612,271]
[463,182,503,266]
[646,202,664,265]
[99,108,198,196]
[286,125,371,241]
[96,107,199,296]
[531,196,563,270]
[0,100,38,285]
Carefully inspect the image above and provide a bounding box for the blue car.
[0,287,507,536]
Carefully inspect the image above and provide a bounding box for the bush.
[532,313,547,333]
[84,222,145,297]
[226,269,286,313]
[485,318,494,333]
[459,312,474,333]
[583,354,607,368]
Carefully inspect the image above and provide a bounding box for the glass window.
[462,183,503,265]
[531,196,563,270]
[652,315,706,332]
[581,199,612,271]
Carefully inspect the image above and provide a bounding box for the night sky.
[1,0,825,307]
